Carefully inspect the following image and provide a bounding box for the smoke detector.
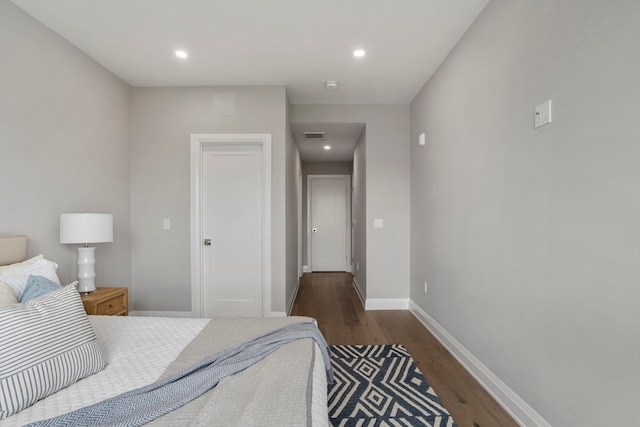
[325,81,338,90]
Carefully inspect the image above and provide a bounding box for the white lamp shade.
[60,213,113,244]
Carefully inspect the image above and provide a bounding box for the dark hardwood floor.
[291,272,518,427]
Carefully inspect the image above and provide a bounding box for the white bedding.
[0,316,328,426]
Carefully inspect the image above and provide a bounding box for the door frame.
[307,174,351,272]
[190,133,272,317]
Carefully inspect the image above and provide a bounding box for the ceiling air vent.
[303,132,325,140]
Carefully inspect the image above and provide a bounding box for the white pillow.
[0,282,17,308]
[0,283,107,419]
[0,255,43,275]
[0,256,59,300]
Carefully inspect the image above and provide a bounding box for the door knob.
[204,239,212,246]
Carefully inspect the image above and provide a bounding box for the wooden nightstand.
[80,287,128,316]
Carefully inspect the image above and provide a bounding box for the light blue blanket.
[28,321,333,427]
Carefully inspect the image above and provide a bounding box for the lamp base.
[77,247,97,293]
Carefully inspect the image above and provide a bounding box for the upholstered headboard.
[0,235,28,266]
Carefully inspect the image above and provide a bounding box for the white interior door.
[308,175,350,271]
[202,145,262,317]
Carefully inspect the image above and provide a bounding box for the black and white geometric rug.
[328,344,457,427]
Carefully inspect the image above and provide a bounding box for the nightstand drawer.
[95,293,127,315]
[81,287,128,316]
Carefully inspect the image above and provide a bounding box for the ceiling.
[291,122,365,162]
[12,0,488,161]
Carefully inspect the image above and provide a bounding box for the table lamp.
[60,213,113,294]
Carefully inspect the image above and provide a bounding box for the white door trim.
[190,133,272,317]
[307,174,351,272]
[298,171,303,278]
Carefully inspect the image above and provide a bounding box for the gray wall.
[409,1,640,425]
[291,105,410,301]
[352,131,367,298]
[285,96,302,313]
[130,86,289,313]
[0,1,131,288]
[300,161,353,268]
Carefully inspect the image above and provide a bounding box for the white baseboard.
[286,277,300,316]
[365,298,409,310]
[352,277,365,309]
[128,310,193,317]
[302,265,310,273]
[408,301,551,427]
[130,310,289,318]
[354,278,408,310]
[270,311,287,317]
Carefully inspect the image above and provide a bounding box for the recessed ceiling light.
[353,49,365,57]
[324,145,331,150]
[175,50,188,59]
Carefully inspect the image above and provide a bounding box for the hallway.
[291,272,518,427]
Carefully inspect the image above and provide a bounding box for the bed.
[0,235,330,426]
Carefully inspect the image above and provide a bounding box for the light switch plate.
[535,99,552,128]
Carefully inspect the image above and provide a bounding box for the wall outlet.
[423,281,428,294]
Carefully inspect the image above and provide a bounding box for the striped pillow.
[0,283,107,419]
